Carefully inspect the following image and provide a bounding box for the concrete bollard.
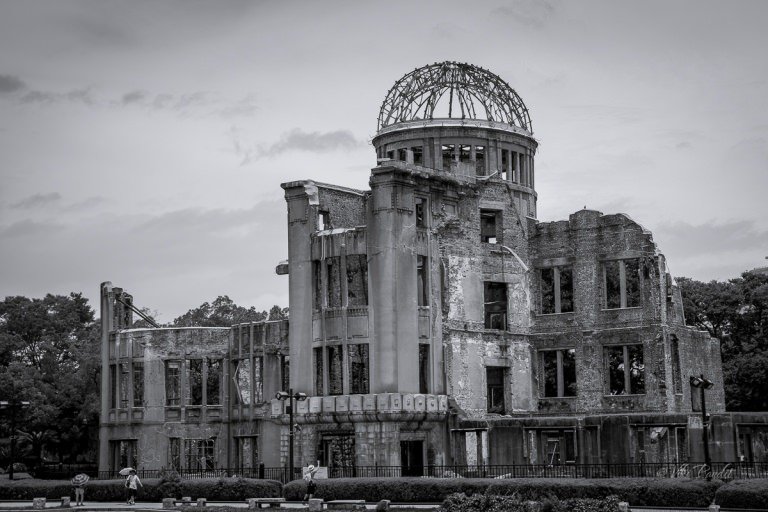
[197,498,207,507]
[61,496,71,508]
[162,497,176,509]
[182,496,192,504]
[308,498,324,511]
[709,506,720,512]
[32,498,46,510]
[375,499,391,511]
[618,502,630,512]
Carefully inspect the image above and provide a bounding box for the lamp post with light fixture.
[689,374,714,480]
[275,389,307,481]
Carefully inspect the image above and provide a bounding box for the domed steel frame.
[377,61,532,133]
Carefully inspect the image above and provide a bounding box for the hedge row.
[441,493,622,512]
[282,477,721,507]
[714,479,768,509]
[0,477,282,501]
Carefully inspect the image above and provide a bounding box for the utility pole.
[690,375,714,481]
[275,389,307,481]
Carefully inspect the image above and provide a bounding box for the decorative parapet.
[270,393,449,423]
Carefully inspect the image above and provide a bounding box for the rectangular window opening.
[541,349,577,398]
[314,348,324,396]
[441,144,455,169]
[189,359,203,406]
[349,344,369,394]
[459,144,471,163]
[206,359,222,405]
[419,344,430,394]
[415,197,426,227]
[417,255,428,307]
[165,361,181,406]
[132,361,144,407]
[397,148,407,161]
[604,259,641,309]
[326,257,342,308]
[318,211,330,231]
[412,146,423,165]
[346,254,368,306]
[480,209,499,244]
[328,345,343,395]
[475,145,485,175]
[605,344,645,395]
[486,367,506,414]
[484,281,508,330]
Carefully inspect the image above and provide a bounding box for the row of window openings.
[386,145,529,182]
[314,343,431,395]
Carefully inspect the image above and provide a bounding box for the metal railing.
[33,462,768,482]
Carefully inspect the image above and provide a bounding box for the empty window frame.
[475,145,485,175]
[109,364,117,409]
[540,267,574,314]
[169,438,181,470]
[314,347,324,395]
[132,361,144,407]
[459,144,472,163]
[326,257,343,308]
[542,429,576,465]
[119,362,130,408]
[604,344,645,395]
[484,281,508,330]
[419,344,430,394]
[411,146,423,165]
[603,259,641,309]
[348,344,369,394]
[328,345,343,395]
[397,148,407,161]
[232,356,264,405]
[318,210,330,231]
[670,335,682,394]
[281,354,290,392]
[346,254,368,306]
[386,150,395,160]
[480,209,500,243]
[540,349,577,397]
[206,359,222,406]
[486,367,506,414]
[441,144,455,169]
[415,197,426,227]
[237,436,259,469]
[417,255,428,307]
[185,438,216,470]
[312,261,322,310]
[189,359,204,405]
[165,361,181,406]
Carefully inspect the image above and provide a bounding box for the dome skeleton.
[377,62,532,133]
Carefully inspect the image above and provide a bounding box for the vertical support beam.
[99,282,114,473]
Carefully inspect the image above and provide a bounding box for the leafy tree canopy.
[172,295,287,327]
[678,270,768,411]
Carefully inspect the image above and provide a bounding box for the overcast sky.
[1,0,767,322]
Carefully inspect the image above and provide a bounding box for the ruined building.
[99,62,768,475]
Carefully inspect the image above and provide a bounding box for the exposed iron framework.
[377,62,532,133]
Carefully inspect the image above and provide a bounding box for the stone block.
[296,398,310,414]
[349,394,362,412]
[60,497,71,508]
[618,502,629,512]
[375,499,391,511]
[182,497,192,504]
[438,395,448,412]
[376,393,389,411]
[402,394,414,411]
[162,498,176,509]
[336,395,349,412]
[708,506,720,512]
[271,399,284,416]
[363,394,376,411]
[426,395,438,412]
[197,497,207,506]
[322,396,336,412]
[390,393,402,411]
[308,498,324,511]
[32,498,46,510]
[414,394,426,411]
[309,396,323,413]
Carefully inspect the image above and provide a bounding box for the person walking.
[125,469,143,505]
[302,464,319,502]
[71,474,89,507]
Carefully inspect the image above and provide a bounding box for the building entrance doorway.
[400,440,424,476]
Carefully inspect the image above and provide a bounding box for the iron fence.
[34,461,768,482]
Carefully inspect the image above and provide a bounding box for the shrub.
[283,477,721,506]
[549,495,621,512]
[0,477,281,502]
[715,479,768,509]
[441,492,535,512]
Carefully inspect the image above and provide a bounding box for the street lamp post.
[690,374,714,481]
[275,389,307,481]
[0,399,31,481]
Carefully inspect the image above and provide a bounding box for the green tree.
[173,295,286,327]
[678,270,768,411]
[0,293,100,467]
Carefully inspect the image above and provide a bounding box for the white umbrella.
[119,467,134,476]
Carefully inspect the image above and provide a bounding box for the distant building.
[99,62,768,475]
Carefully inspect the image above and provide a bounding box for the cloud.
[122,90,147,105]
[0,219,62,238]
[676,141,691,149]
[230,128,364,165]
[656,219,768,255]
[0,74,27,93]
[492,0,556,29]
[20,88,94,105]
[63,196,106,212]
[11,192,62,209]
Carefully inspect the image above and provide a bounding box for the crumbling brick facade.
[99,62,768,475]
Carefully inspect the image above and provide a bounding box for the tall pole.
[288,387,294,482]
[8,407,16,481]
[700,374,712,481]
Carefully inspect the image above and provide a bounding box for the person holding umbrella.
[71,473,89,506]
[124,469,143,505]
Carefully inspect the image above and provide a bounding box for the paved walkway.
[0,502,438,511]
